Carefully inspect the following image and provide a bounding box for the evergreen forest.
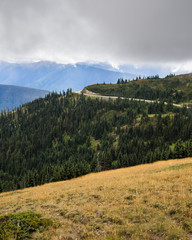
[0,90,192,192]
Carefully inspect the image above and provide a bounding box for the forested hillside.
[0,84,49,110]
[0,90,192,192]
[86,73,192,104]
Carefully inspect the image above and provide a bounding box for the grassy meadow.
[0,158,192,239]
[86,73,192,104]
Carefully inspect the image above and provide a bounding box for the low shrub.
[0,211,53,240]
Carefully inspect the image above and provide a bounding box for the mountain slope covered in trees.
[86,73,192,104]
[0,84,49,110]
[0,91,192,193]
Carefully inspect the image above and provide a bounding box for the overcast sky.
[0,0,192,73]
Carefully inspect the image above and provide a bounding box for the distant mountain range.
[0,84,49,110]
[0,61,136,92]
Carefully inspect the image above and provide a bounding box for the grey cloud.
[0,0,192,65]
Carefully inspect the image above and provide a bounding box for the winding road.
[74,89,189,109]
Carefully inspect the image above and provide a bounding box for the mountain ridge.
[0,84,49,110]
[0,61,136,92]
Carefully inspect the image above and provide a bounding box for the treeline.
[88,73,192,103]
[0,91,192,192]
[117,75,160,84]
[88,83,184,103]
[129,84,183,103]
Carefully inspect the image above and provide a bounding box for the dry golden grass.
[1,158,192,239]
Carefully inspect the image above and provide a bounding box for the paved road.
[74,89,189,109]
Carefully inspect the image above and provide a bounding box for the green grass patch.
[169,143,176,150]
[87,73,192,104]
[0,211,53,240]
[102,110,116,120]
[90,137,100,148]
[150,162,192,174]
[0,191,26,198]
[167,163,192,171]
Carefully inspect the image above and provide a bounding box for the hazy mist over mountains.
[0,61,137,92]
[0,84,49,110]
[0,61,170,110]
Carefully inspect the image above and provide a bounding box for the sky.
[0,0,192,74]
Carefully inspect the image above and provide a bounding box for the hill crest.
[86,72,192,104]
